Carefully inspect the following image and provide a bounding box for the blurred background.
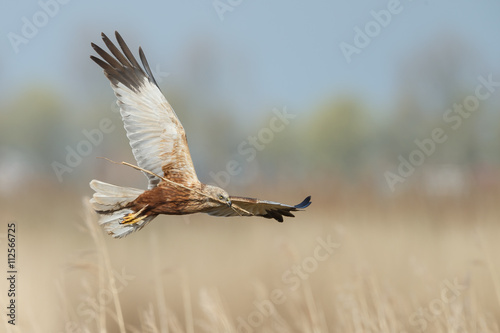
[2,0,500,332]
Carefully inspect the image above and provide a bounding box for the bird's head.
[205,185,232,207]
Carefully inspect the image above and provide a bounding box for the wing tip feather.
[294,195,312,209]
[91,31,150,92]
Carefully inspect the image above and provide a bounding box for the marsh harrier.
[89,32,311,238]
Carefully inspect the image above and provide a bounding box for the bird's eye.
[219,195,223,200]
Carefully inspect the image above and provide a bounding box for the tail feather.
[89,179,156,238]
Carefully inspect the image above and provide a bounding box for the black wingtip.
[139,46,159,88]
[294,196,311,209]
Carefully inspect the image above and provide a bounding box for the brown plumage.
[89,31,311,238]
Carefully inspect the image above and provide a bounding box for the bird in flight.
[89,32,311,238]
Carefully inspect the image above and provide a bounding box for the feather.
[90,32,199,189]
[206,196,312,222]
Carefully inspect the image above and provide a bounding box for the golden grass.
[3,185,500,332]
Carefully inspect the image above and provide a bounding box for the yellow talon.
[121,214,147,225]
[121,206,148,225]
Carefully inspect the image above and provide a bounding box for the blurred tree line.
[1,36,499,194]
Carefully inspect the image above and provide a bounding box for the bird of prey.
[89,32,311,238]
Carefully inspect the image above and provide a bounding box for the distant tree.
[388,35,488,166]
[0,87,67,171]
[304,97,372,179]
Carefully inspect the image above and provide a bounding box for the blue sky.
[2,0,500,118]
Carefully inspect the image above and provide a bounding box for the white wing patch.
[92,32,198,189]
[113,78,184,188]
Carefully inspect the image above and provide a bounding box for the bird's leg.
[121,205,149,225]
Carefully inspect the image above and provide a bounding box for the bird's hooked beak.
[227,199,232,207]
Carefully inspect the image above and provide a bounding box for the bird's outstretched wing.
[91,31,198,189]
[207,196,311,222]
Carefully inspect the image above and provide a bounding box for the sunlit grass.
[4,185,500,332]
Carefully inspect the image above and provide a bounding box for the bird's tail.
[89,179,156,238]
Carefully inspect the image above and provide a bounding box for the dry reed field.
[2,183,500,333]
[3,1,500,332]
